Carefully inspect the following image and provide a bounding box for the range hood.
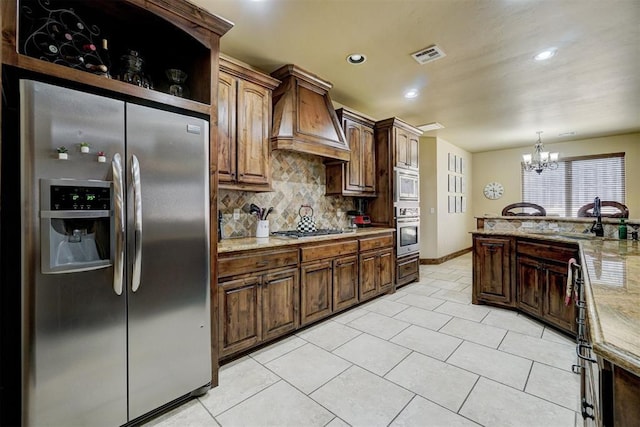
[270,65,350,162]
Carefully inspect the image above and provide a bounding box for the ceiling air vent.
[411,45,446,65]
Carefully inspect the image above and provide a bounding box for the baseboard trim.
[420,247,472,265]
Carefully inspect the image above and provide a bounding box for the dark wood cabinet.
[325,108,376,196]
[262,268,299,341]
[394,127,419,170]
[300,260,333,326]
[397,252,420,287]
[515,255,539,313]
[218,248,299,358]
[218,277,262,356]
[516,240,577,334]
[472,234,577,335]
[300,239,358,326]
[334,255,359,312]
[218,56,280,191]
[473,235,516,306]
[359,234,394,300]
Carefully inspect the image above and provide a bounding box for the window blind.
[522,153,625,217]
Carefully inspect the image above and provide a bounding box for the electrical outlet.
[233,208,240,220]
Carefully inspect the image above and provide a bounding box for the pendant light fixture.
[522,131,559,174]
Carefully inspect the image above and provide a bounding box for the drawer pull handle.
[576,342,597,363]
[581,398,595,420]
[255,261,269,267]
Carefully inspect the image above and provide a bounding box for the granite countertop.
[473,229,640,376]
[218,227,395,254]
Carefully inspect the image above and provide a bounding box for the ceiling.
[192,0,640,153]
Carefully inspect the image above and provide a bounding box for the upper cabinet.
[2,0,233,114]
[394,126,420,170]
[217,56,280,191]
[325,108,376,197]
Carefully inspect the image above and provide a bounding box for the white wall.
[472,133,640,218]
[420,137,474,260]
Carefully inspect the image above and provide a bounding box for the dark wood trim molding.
[420,247,472,265]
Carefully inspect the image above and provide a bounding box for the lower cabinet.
[396,252,419,287]
[218,231,395,358]
[516,240,577,334]
[218,248,299,358]
[473,235,515,306]
[472,234,578,335]
[359,233,394,300]
[300,240,359,326]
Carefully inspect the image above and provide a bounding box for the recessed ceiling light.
[558,131,576,137]
[404,89,419,99]
[534,48,557,61]
[346,53,366,64]
[418,122,445,131]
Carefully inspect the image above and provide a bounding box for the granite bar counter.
[218,227,396,254]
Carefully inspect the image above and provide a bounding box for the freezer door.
[125,104,211,420]
[20,80,127,426]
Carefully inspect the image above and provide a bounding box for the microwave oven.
[395,168,419,202]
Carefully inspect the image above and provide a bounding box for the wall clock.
[483,182,504,200]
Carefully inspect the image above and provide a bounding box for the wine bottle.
[99,38,112,78]
[83,43,97,52]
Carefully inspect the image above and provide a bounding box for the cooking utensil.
[263,207,273,219]
[249,203,261,217]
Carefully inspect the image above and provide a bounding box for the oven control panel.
[397,206,420,218]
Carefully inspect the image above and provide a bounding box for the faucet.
[590,196,604,237]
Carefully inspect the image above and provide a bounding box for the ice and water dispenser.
[40,179,112,273]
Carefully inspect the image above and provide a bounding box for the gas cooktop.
[271,229,345,238]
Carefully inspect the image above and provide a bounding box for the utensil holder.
[256,220,269,238]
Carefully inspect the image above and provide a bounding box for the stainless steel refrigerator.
[19,79,211,426]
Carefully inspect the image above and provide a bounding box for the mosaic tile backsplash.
[218,150,355,238]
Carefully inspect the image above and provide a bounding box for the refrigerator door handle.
[131,154,143,292]
[112,153,125,296]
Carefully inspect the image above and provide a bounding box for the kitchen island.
[472,223,640,426]
[217,227,396,359]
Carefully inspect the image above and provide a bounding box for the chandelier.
[522,131,559,174]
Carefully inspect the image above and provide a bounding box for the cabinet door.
[262,268,299,341]
[408,133,419,169]
[359,252,378,301]
[218,276,261,357]
[344,119,363,191]
[300,261,333,326]
[473,236,514,306]
[217,72,237,183]
[395,128,410,168]
[333,255,359,312]
[237,79,270,185]
[516,256,542,316]
[361,126,376,192]
[542,261,576,333]
[378,248,394,293]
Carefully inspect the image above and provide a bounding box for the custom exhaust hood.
[270,64,350,162]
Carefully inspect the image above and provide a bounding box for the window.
[522,153,625,217]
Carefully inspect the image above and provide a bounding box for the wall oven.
[395,168,419,202]
[396,204,420,256]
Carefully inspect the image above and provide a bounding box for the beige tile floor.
[145,253,581,427]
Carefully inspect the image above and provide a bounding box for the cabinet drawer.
[359,234,394,252]
[301,240,358,263]
[219,248,298,278]
[517,240,578,263]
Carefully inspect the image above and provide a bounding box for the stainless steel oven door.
[395,169,419,202]
[396,218,420,256]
